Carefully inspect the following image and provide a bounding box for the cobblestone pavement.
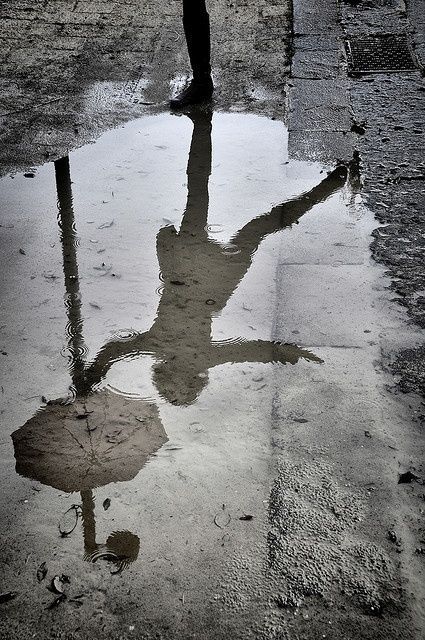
[285,0,425,397]
[338,0,425,396]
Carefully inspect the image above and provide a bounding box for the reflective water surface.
[0,110,376,633]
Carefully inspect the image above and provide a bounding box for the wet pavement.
[0,0,290,174]
[1,1,425,639]
[1,109,423,639]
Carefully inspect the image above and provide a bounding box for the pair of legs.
[170,0,214,108]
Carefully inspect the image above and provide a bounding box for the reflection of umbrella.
[12,392,167,493]
[12,389,167,572]
[11,156,167,571]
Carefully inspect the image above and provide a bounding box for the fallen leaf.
[36,561,47,582]
[97,220,114,229]
[398,471,419,484]
[0,592,18,604]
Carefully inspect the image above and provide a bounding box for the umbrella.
[12,392,167,493]
[12,157,168,570]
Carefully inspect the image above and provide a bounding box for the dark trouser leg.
[182,0,211,80]
[170,0,213,107]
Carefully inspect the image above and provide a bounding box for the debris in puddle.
[364,430,372,438]
[36,561,47,582]
[221,533,230,547]
[205,299,216,305]
[49,575,68,595]
[214,505,231,529]
[170,280,186,286]
[0,592,18,604]
[76,412,92,420]
[42,272,58,280]
[351,121,366,135]
[18,248,26,255]
[46,593,66,610]
[93,263,112,275]
[239,514,254,521]
[58,504,81,537]
[97,220,114,229]
[398,471,419,484]
[103,498,111,511]
[387,530,400,545]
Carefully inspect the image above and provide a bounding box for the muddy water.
[0,111,394,637]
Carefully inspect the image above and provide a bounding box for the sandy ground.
[0,1,424,639]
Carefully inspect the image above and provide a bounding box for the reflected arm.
[231,165,347,256]
[210,339,323,368]
[82,332,153,394]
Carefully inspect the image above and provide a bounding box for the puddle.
[0,110,378,632]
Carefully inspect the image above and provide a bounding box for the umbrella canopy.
[12,391,168,493]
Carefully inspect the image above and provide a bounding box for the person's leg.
[170,0,214,108]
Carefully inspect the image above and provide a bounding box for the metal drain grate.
[345,33,418,74]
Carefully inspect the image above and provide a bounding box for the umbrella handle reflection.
[80,490,140,572]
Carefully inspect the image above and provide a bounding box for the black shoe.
[170,77,214,109]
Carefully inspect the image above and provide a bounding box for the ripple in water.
[213,336,246,346]
[205,224,224,234]
[67,385,77,402]
[104,383,158,404]
[112,328,139,342]
[60,343,88,360]
[64,291,82,305]
[155,284,165,297]
[221,243,241,255]
[65,319,85,340]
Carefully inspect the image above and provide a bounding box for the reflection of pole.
[80,489,97,558]
[54,157,86,394]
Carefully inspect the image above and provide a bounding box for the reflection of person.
[82,109,348,404]
[170,0,214,109]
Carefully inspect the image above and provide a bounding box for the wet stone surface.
[1,110,419,639]
[1,0,425,637]
[339,0,425,396]
[0,0,291,174]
